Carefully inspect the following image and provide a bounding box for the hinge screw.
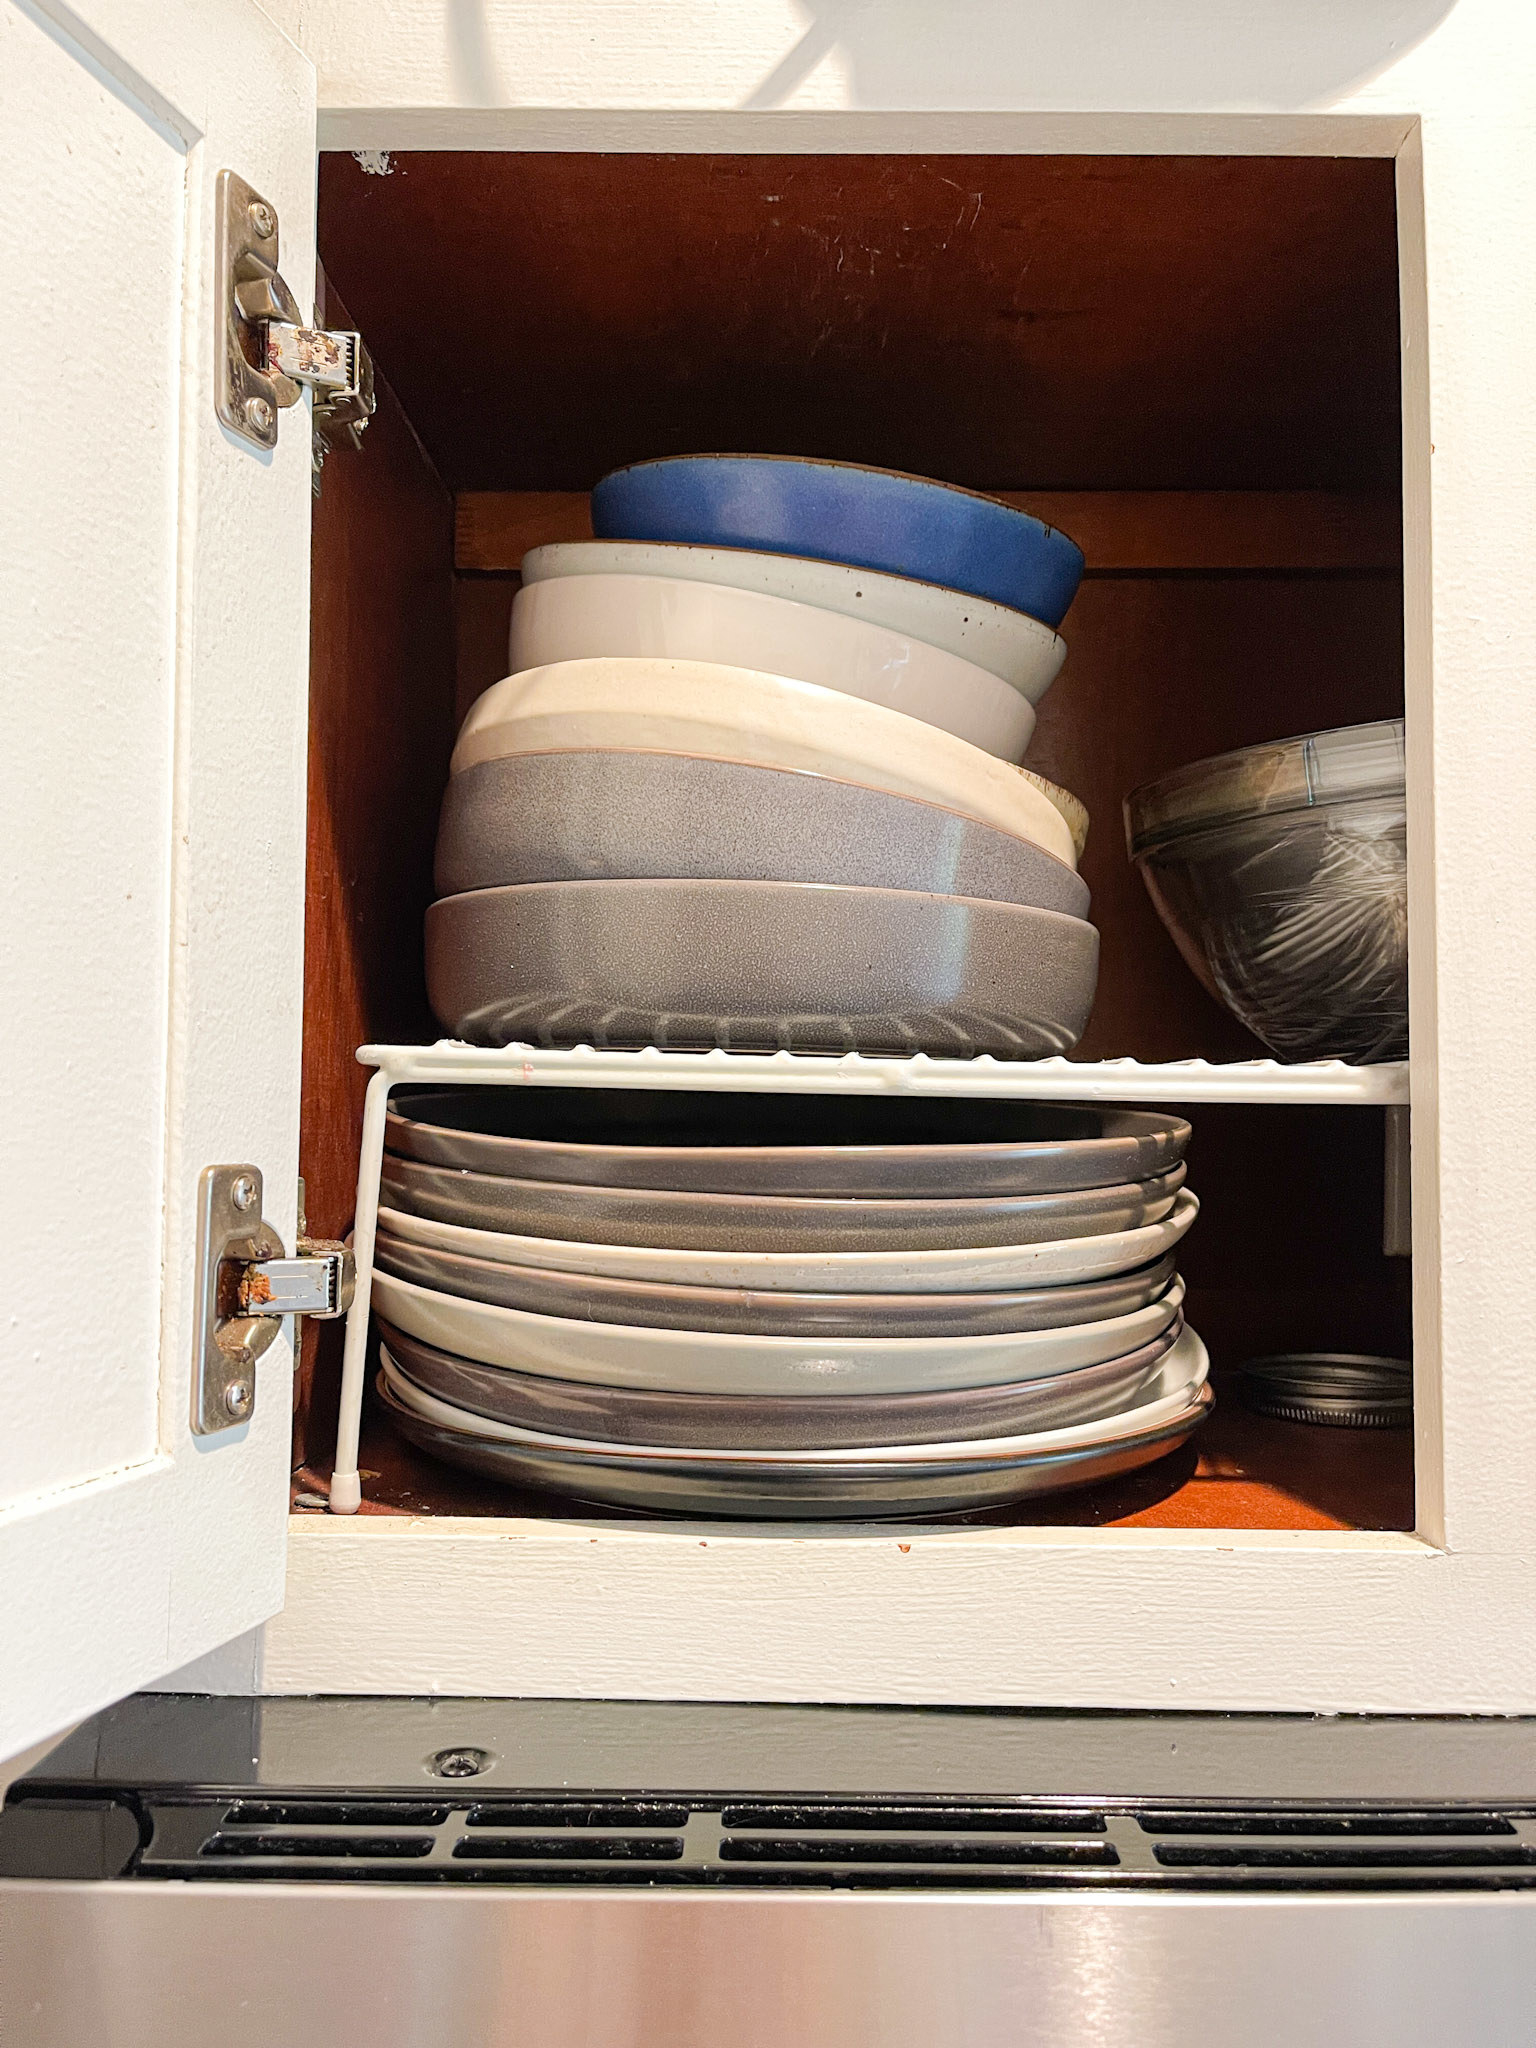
[224,1379,253,1420]
[243,396,274,434]
[427,1747,492,1780]
[247,199,276,240]
[230,1173,258,1213]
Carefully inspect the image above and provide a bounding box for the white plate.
[451,658,1082,869]
[509,574,1036,762]
[368,1271,1185,1397]
[378,1325,1209,1466]
[520,541,1068,704]
[371,1187,1200,1293]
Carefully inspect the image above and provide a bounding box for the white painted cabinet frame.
[234,0,1536,1715]
[0,0,314,1759]
[49,0,1536,1716]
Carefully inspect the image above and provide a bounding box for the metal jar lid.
[1232,1353,1412,1429]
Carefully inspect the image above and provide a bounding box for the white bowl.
[451,658,1083,869]
[508,573,1036,762]
[373,1188,1200,1294]
[368,1269,1184,1397]
[522,541,1068,705]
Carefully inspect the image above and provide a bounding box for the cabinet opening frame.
[252,104,1524,1714]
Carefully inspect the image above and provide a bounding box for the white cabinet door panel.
[0,0,314,1758]
[2,8,185,1512]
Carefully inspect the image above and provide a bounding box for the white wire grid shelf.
[354,1041,1410,1105]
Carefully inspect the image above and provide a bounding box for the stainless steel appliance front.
[7,1696,1536,2047]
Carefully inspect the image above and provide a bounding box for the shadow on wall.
[739,0,1460,111]
[447,0,510,105]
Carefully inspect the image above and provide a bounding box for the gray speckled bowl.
[435,749,1090,919]
[425,879,1099,1058]
[379,1320,1182,1449]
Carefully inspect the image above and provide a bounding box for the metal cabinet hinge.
[215,169,376,488]
[191,1165,357,1437]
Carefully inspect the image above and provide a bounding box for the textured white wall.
[260,0,1482,123]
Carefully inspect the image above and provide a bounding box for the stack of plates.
[427,454,1098,1058]
[371,1089,1213,1517]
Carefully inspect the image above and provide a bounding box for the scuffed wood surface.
[320,153,1400,496]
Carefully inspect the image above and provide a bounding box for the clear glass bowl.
[1124,721,1407,1064]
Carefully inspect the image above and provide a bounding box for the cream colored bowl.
[452,658,1084,868]
[509,572,1036,760]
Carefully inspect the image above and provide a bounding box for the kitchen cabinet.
[6,0,1536,1760]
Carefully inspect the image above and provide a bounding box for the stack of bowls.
[428,454,1097,1059]
[369,1089,1213,1517]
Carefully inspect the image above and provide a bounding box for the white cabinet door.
[0,0,314,1757]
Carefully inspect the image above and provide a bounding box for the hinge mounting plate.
[191,1165,355,1437]
[214,169,375,476]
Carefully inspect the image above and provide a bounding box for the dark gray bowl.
[384,1088,1189,1197]
[379,1320,1181,1449]
[425,879,1099,1058]
[436,749,1089,919]
[1132,800,1407,1063]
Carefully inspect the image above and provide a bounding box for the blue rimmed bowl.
[590,455,1085,628]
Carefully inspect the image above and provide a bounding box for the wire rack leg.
[329,1065,393,1513]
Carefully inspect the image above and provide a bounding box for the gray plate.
[435,749,1091,917]
[379,1321,1182,1449]
[373,1227,1178,1336]
[425,879,1099,1058]
[375,1371,1212,1517]
[373,1189,1200,1293]
[384,1087,1190,1198]
[379,1156,1185,1251]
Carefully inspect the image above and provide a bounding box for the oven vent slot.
[465,1801,689,1828]
[1131,1808,1536,1883]
[223,1801,452,1828]
[719,1837,1116,1868]
[719,1804,1106,1834]
[1138,1809,1521,1838]
[203,1832,434,1860]
[1152,1843,1536,1872]
[454,1835,684,1862]
[717,1801,1117,1875]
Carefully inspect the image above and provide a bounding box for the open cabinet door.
[0,0,315,1757]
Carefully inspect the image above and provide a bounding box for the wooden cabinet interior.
[316,153,1400,494]
[299,278,456,1462]
[299,151,1410,1529]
